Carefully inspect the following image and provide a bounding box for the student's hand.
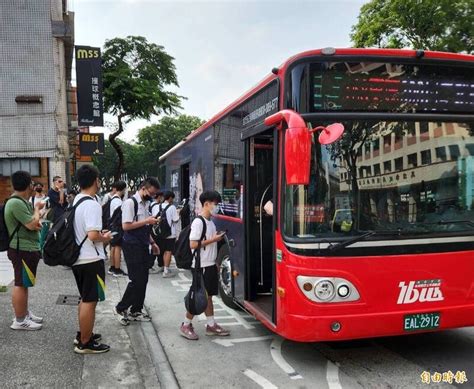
[145,216,159,225]
[212,233,225,243]
[101,231,113,243]
[33,221,42,231]
[34,201,46,211]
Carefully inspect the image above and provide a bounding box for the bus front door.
[244,130,276,321]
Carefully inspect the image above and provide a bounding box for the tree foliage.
[102,35,183,179]
[351,0,473,53]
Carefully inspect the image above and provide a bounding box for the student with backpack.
[72,165,112,354]
[105,180,127,277]
[3,171,45,330]
[114,177,161,325]
[179,190,230,340]
[149,190,164,274]
[159,191,180,278]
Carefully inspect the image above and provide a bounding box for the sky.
[71,0,366,142]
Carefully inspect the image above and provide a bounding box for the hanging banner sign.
[75,46,104,126]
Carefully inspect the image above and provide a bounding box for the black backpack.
[43,196,94,267]
[152,203,172,239]
[109,197,138,245]
[0,196,23,252]
[101,195,118,228]
[174,216,206,269]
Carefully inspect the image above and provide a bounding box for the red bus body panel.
[263,232,474,342]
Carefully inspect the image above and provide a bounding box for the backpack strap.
[149,202,160,214]
[73,196,98,253]
[131,197,139,221]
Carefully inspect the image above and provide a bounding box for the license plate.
[404,312,440,331]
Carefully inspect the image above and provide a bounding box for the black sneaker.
[114,268,128,277]
[74,332,102,345]
[113,306,129,326]
[107,267,116,275]
[74,339,110,354]
[128,311,151,322]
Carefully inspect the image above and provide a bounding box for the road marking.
[326,361,342,389]
[215,297,257,329]
[270,337,303,380]
[213,335,274,347]
[243,369,278,389]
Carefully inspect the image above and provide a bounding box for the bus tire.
[217,245,240,310]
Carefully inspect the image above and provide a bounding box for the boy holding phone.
[179,190,230,340]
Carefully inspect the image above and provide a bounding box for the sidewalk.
[0,258,162,388]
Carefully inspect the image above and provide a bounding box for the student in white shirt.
[179,190,230,340]
[107,180,127,277]
[160,191,180,278]
[72,164,112,354]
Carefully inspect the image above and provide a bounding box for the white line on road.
[270,337,303,380]
[326,361,342,389]
[215,297,256,329]
[243,369,278,389]
[213,335,274,347]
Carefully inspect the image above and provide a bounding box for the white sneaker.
[162,270,176,278]
[27,311,43,324]
[149,266,160,274]
[10,318,42,331]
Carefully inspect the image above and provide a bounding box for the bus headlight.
[314,280,335,301]
[297,276,360,303]
[337,284,350,298]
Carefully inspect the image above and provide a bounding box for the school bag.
[108,197,138,245]
[43,196,94,267]
[184,233,208,315]
[0,197,23,252]
[101,195,119,229]
[174,216,206,270]
[152,203,172,239]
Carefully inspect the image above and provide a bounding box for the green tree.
[137,114,205,175]
[102,35,183,180]
[351,0,473,53]
[93,139,153,191]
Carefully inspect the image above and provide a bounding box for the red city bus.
[159,48,474,342]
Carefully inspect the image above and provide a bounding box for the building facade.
[0,0,75,201]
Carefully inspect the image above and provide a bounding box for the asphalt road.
[145,269,473,389]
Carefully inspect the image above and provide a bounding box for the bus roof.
[159,48,474,161]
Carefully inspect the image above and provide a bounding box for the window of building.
[407,153,418,168]
[373,164,381,176]
[373,139,380,152]
[466,144,474,156]
[435,146,447,161]
[421,150,432,165]
[407,122,416,137]
[0,159,40,177]
[384,160,392,173]
[395,157,403,171]
[383,134,391,148]
[449,145,460,160]
[420,122,429,134]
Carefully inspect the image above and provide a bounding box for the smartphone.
[41,197,50,203]
[110,231,119,236]
[217,230,227,236]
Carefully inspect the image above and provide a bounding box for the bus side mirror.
[264,110,344,185]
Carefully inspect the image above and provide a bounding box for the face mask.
[211,204,220,215]
[35,188,42,193]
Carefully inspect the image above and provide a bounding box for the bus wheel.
[217,246,239,310]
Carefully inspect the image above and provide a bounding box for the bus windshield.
[283,120,474,239]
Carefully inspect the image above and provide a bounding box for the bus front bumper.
[279,304,474,342]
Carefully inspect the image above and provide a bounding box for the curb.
[142,305,180,389]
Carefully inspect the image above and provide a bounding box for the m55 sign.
[75,46,104,126]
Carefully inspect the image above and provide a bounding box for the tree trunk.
[109,113,127,181]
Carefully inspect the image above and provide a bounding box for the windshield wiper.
[327,231,376,253]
